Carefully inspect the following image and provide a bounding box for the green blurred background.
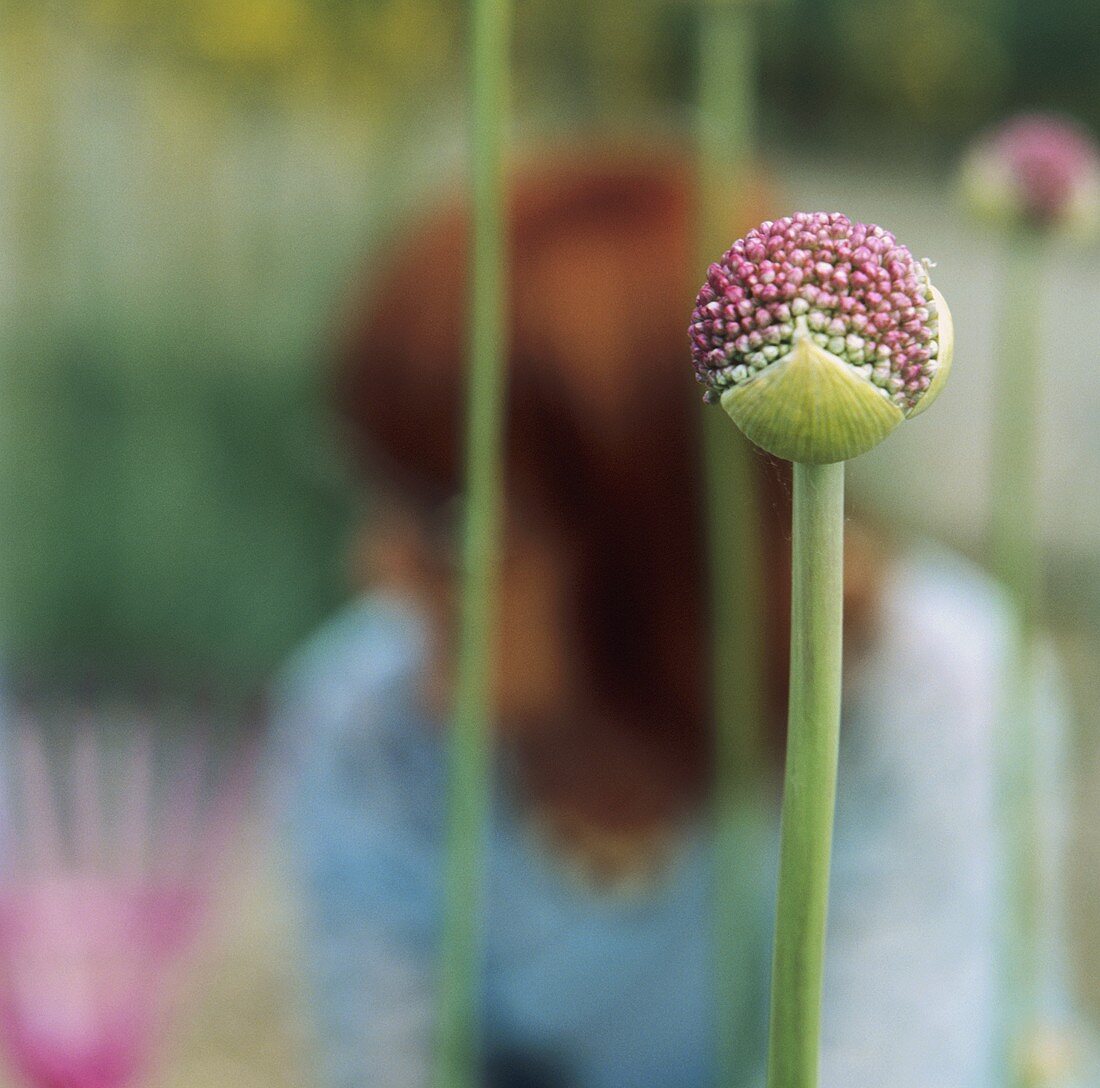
[3,0,1100,690]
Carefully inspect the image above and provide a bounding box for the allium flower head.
[962,113,1100,234]
[689,212,952,463]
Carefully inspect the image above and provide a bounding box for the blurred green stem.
[3,9,60,319]
[991,233,1044,1086]
[698,3,755,204]
[696,6,770,1086]
[766,461,844,1088]
[434,0,511,1084]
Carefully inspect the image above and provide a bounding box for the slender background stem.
[434,0,510,1083]
[698,5,765,792]
[695,7,771,1083]
[766,460,844,1088]
[990,234,1044,1086]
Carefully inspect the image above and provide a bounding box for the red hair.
[335,145,788,822]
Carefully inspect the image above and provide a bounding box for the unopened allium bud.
[689,212,953,463]
[962,113,1100,235]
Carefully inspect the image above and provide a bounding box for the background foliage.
[0,0,1097,692]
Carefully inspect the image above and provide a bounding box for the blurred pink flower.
[962,113,1100,234]
[0,720,253,1088]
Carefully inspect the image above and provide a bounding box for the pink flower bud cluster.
[965,113,1100,230]
[689,212,941,413]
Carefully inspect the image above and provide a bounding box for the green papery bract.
[719,285,953,462]
[719,336,903,464]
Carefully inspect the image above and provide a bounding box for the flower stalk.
[695,6,770,1084]
[691,213,951,1088]
[767,460,844,1088]
[991,232,1045,1088]
[961,113,1100,1085]
[434,0,511,1082]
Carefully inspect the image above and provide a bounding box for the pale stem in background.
[991,233,1045,1088]
[695,7,771,1083]
[434,0,511,1083]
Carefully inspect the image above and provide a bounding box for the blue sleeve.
[821,552,1004,1088]
[271,594,445,1088]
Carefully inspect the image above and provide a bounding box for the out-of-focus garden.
[3,1,1100,1085]
[5,0,1100,693]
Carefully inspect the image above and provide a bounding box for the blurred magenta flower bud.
[689,212,952,463]
[962,113,1100,235]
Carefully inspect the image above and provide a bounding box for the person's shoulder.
[849,542,1013,760]
[270,590,437,775]
[881,543,1012,676]
[271,592,446,824]
[276,591,431,714]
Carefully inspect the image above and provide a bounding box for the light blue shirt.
[272,548,1082,1088]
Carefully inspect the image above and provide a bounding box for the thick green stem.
[766,460,845,1088]
[695,8,771,1084]
[991,235,1044,1085]
[434,0,510,1084]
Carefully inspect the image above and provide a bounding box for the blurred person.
[272,147,1086,1088]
